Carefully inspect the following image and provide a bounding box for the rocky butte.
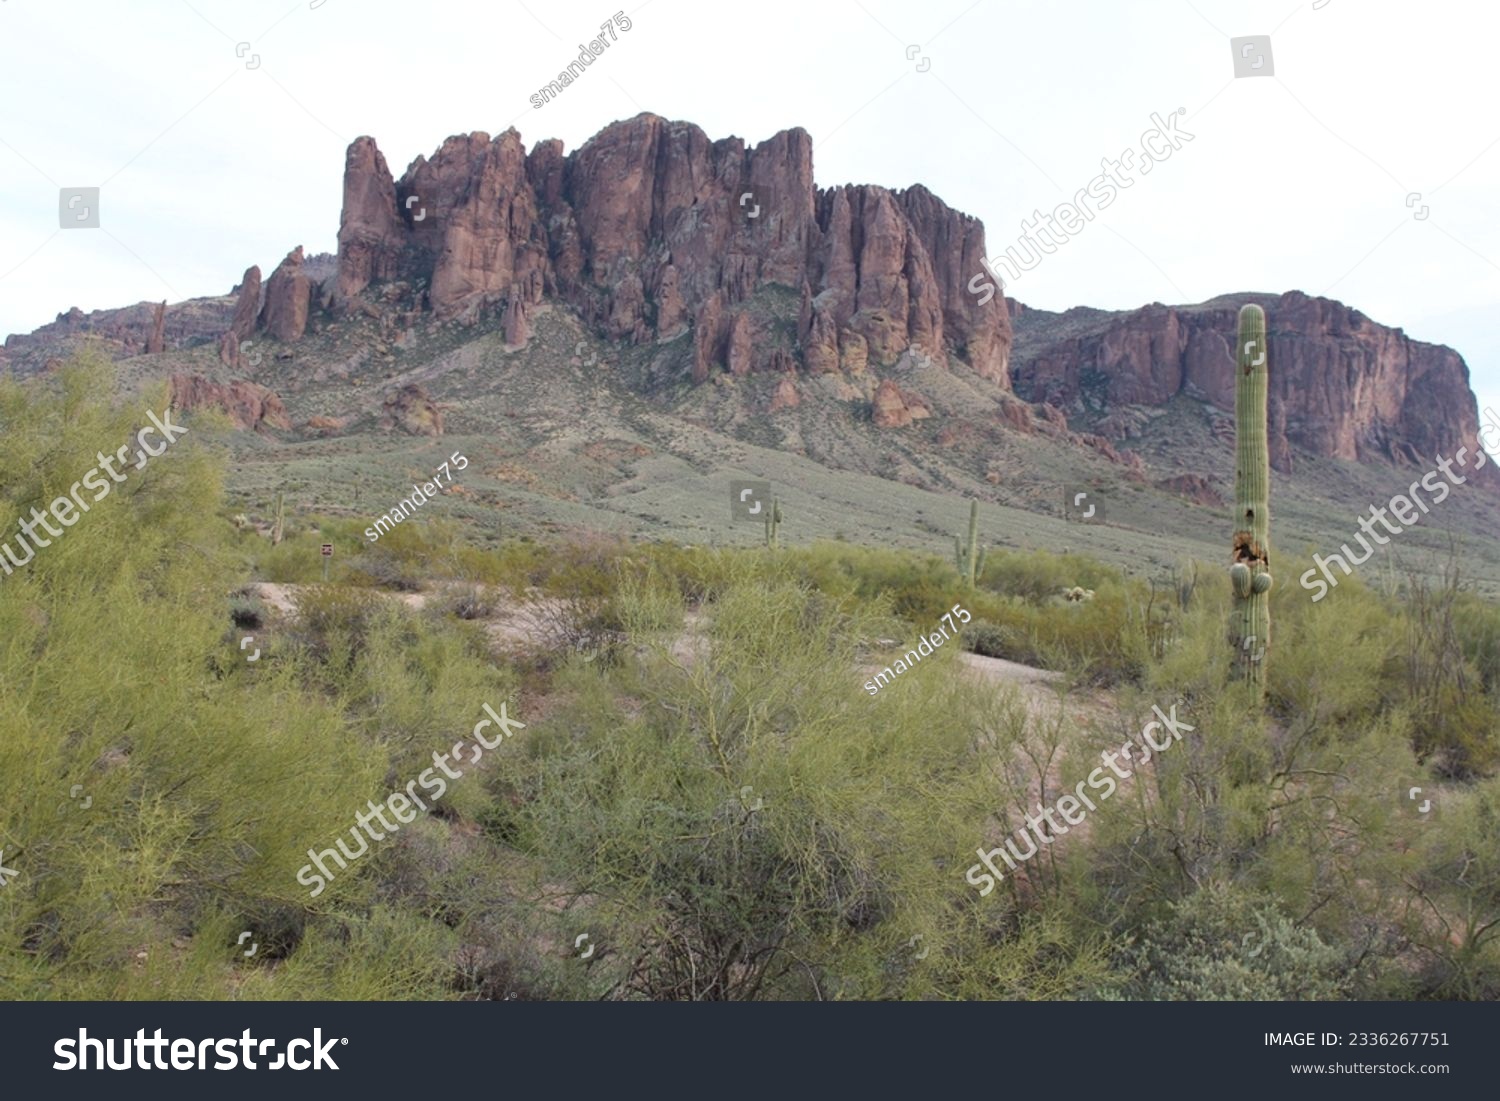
[333,112,1012,387]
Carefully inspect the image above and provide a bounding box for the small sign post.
[321,542,333,581]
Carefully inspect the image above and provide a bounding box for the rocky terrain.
[2,111,1496,569]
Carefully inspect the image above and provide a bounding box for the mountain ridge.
[3,111,1497,575]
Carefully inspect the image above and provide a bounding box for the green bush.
[489,563,1023,999]
[1093,884,1354,1000]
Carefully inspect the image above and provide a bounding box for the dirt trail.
[958,651,1068,716]
[250,581,587,659]
[248,581,298,616]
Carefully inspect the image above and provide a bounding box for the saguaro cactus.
[271,491,285,546]
[1230,304,1272,691]
[764,497,782,548]
[954,498,987,587]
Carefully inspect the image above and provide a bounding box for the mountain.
[4,111,1498,582]
[331,113,1011,386]
[1010,291,1493,483]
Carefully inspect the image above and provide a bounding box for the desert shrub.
[447,539,551,588]
[241,517,367,585]
[229,588,266,629]
[1396,778,1500,999]
[287,584,390,671]
[523,536,632,661]
[961,620,1014,659]
[253,537,322,583]
[613,563,685,637]
[346,542,425,591]
[489,562,1023,999]
[1093,884,1353,1000]
[964,587,1149,685]
[230,906,457,1001]
[636,542,743,604]
[778,542,957,624]
[981,548,1122,604]
[438,584,495,621]
[1393,565,1500,778]
[1455,591,1500,694]
[0,358,391,998]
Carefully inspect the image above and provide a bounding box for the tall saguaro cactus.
[764,497,783,548]
[954,498,987,587]
[271,491,286,547]
[1230,304,1272,692]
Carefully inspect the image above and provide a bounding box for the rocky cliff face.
[168,374,290,432]
[334,113,1013,385]
[259,247,311,342]
[1011,290,1493,481]
[218,265,262,366]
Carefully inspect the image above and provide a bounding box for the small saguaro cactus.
[953,498,987,587]
[764,496,783,548]
[271,491,286,546]
[1229,304,1272,692]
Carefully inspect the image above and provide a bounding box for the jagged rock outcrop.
[504,293,530,348]
[333,113,1012,383]
[871,379,931,428]
[168,374,290,432]
[145,301,166,354]
[305,415,347,436]
[336,137,406,300]
[1011,290,1493,482]
[654,264,688,339]
[725,312,754,376]
[6,115,1489,508]
[769,375,800,412]
[381,383,445,436]
[259,247,311,342]
[1078,434,1147,477]
[219,265,262,366]
[691,292,724,384]
[228,266,261,336]
[996,398,1036,434]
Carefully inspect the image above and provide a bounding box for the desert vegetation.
[2,360,1498,1001]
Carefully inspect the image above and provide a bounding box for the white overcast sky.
[2,0,1497,411]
